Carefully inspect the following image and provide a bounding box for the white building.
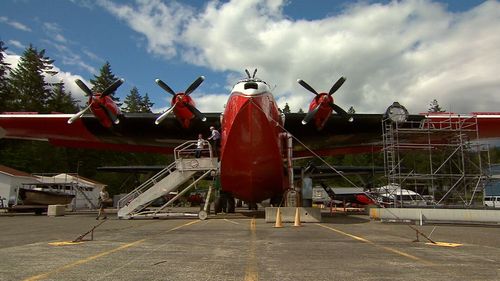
[0,165,106,210]
[0,165,39,207]
[35,173,106,210]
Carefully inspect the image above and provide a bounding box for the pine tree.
[47,81,79,113]
[428,99,445,113]
[8,44,57,112]
[140,93,154,113]
[90,61,121,104]
[347,106,356,114]
[122,86,142,112]
[282,103,291,114]
[0,41,12,111]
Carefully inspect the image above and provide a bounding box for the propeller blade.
[185,103,207,122]
[155,79,176,96]
[330,103,348,116]
[75,79,93,97]
[328,77,346,96]
[155,102,178,125]
[302,104,321,125]
[297,79,319,96]
[102,78,124,97]
[67,104,92,124]
[185,76,205,96]
[330,103,354,122]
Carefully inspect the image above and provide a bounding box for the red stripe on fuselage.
[220,92,285,202]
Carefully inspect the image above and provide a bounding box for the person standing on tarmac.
[96,187,110,220]
[207,126,220,157]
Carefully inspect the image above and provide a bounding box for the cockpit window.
[244,82,258,90]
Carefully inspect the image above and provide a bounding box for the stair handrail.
[117,161,177,209]
[174,140,213,161]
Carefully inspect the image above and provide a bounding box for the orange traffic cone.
[274,208,283,228]
[294,207,302,227]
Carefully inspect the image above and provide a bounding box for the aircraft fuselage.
[220,79,287,202]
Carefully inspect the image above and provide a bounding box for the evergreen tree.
[47,81,79,113]
[347,106,356,114]
[8,44,57,112]
[140,93,154,113]
[428,99,445,113]
[90,61,121,104]
[0,41,12,111]
[122,87,142,112]
[282,102,291,114]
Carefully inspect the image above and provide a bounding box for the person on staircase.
[207,126,220,157]
[195,133,204,158]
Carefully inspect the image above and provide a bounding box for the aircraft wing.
[0,113,221,153]
[283,113,425,156]
[2,111,499,156]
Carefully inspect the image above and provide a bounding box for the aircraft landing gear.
[215,191,235,214]
[247,202,258,210]
[270,195,283,207]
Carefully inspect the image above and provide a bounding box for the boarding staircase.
[117,140,218,219]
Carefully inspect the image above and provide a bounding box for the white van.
[484,196,500,208]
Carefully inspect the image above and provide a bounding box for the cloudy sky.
[1,0,498,115]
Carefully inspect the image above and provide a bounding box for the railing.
[117,161,177,209]
[174,140,213,161]
[117,140,216,210]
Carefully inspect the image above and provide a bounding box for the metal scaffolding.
[382,114,491,207]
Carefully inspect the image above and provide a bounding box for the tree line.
[0,41,167,195]
[0,41,154,114]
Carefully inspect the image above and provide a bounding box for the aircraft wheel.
[248,202,258,210]
[270,195,283,207]
[215,193,228,214]
[214,199,221,214]
[227,195,235,213]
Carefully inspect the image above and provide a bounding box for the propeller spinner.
[68,78,124,127]
[154,76,207,126]
[297,77,353,125]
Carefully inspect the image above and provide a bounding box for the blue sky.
[1,0,498,114]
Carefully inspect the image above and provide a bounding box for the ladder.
[382,121,397,182]
[117,140,218,219]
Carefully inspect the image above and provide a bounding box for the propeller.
[154,76,207,125]
[297,77,352,124]
[67,78,124,124]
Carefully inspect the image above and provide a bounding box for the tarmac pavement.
[1,209,500,281]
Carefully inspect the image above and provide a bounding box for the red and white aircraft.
[1,69,500,207]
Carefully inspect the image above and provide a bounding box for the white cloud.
[101,0,500,113]
[7,40,24,50]
[0,16,32,32]
[42,22,68,43]
[98,0,194,59]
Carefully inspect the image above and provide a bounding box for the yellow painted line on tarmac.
[23,220,200,281]
[316,224,434,265]
[244,217,259,281]
[48,241,84,246]
[427,242,463,247]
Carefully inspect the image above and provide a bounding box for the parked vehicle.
[484,196,500,208]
